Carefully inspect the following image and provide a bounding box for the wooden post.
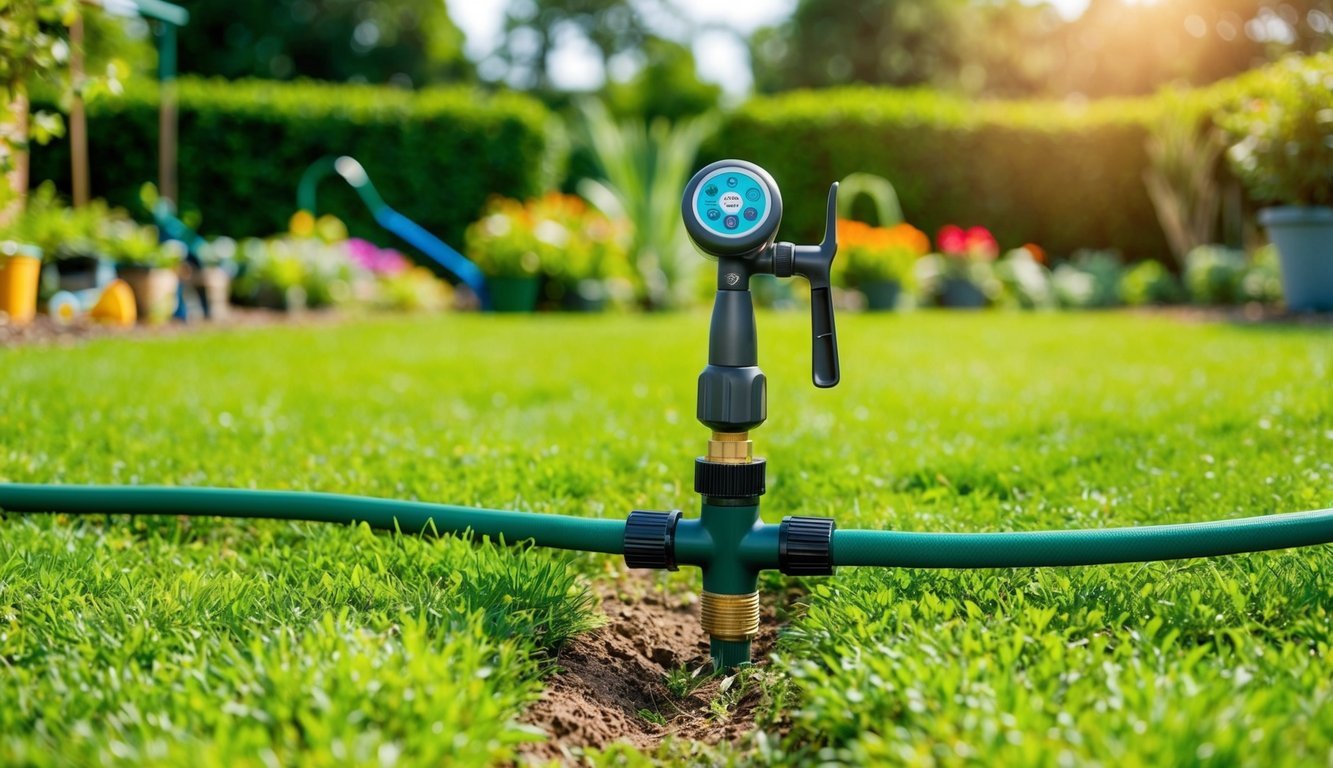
[70,14,90,207]
[1,90,30,226]
[157,22,179,204]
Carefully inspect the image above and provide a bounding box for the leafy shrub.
[100,220,184,269]
[1183,244,1248,305]
[1120,259,1184,306]
[232,213,448,311]
[464,193,629,294]
[30,78,552,244]
[994,247,1055,309]
[1180,244,1280,306]
[833,219,927,289]
[711,88,1165,259]
[1,183,182,267]
[574,100,716,309]
[1051,250,1125,309]
[1217,53,1333,207]
[1241,244,1283,304]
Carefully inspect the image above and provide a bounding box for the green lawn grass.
[2,311,1330,766]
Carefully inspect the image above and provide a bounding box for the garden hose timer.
[628,159,845,668]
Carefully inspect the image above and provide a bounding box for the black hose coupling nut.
[694,458,766,499]
[779,516,836,576]
[624,510,682,570]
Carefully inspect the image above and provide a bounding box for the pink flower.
[346,238,409,275]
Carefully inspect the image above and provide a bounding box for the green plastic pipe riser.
[0,484,626,555]
[832,507,1333,568]
[712,639,752,670]
[678,498,772,671]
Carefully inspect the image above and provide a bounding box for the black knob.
[624,510,681,570]
[779,516,836,576]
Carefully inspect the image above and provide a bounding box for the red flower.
[937,225,967,255]
[965,226,998,260]
[937,224,998,260]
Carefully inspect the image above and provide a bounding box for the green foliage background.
[28,78,553,244]
[709,89,1167,258]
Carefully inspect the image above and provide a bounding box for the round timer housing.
[682,160,783,259]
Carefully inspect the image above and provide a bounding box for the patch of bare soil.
[517,574,783,765]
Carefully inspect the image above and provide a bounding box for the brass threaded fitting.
[700,590,760,641]
[707,431,753,464]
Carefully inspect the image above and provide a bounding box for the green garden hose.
[833,507,1333,568]
[0,484,626,555]
[3,484,1329,570]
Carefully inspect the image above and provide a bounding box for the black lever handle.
[791,183,840,388]
[810,287,839,387]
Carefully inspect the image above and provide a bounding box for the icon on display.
[743,208,758,221]
[705,184,718,197]
[746,188,761,202]
[726,176,738,188]
[706,208,721,221]
[723,215,739,229]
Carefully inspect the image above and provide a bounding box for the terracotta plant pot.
[117,265,180,323]
[0,243,42,326]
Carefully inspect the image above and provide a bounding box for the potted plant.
[15,184,108,291]
[193,236,237,320]
[465,197,547,313]
[107,221,184,322]
[529,194,629,312]
[924,225,1000,308]
[0,240,42,326]
[833,219,926,310]
[1220,53,1333,312]
[232,237,305,310]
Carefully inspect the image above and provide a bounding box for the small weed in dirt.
[665,663,713,699]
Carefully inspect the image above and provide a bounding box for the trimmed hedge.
[30,79,553,245]
[709,88,1169,259]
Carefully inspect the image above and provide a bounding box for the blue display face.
[691,167,772,239]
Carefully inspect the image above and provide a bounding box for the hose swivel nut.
[779,515,836,576]
[623,510,681,570]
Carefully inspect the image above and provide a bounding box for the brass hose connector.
[707,431,753,464]
[700,590,760,641]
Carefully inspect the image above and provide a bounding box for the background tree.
[483,0,651,92]
[602,38,720,123]
[751,0,1333,97]
[176,0,471,86]
[750,0,971,93]
[1,0,77,215]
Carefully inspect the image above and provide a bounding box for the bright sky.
[444,0,1091,95]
